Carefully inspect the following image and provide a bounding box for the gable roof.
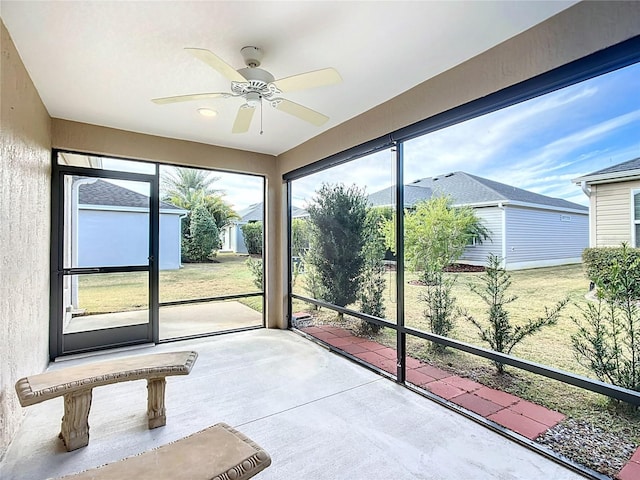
[573,157,640,185]
[77,178,184,212]
[368,171,587,212]
[238,202,308,222]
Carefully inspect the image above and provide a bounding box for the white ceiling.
[1,1,578,156]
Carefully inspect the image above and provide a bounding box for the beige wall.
[591,181,640,247]
[0,21,52,453]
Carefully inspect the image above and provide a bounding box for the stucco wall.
[0,21,52,454]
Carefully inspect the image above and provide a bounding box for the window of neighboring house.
[632,189,640,247]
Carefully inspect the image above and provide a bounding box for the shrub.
[305,183,369,314]
[241,222,263,255]
[245,257,263,290]
[583,245,640,300]
[572,244,640,396]
[184,204,220,262]
[462,254,569,373]
[358,209,387,335]
[420,271,457,350]
[383,196,489,284]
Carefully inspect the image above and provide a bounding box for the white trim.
[505,257,583,271]
[631,188,640,248]
[452,200,588,215]
[574,168,640,185]
[79,204,187,215]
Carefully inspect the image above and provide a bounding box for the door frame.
[49,150,160,359]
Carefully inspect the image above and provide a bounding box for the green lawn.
[292,263,640,446]
[78,253,260,314]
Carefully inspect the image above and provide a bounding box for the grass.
[292,263,640,445]
[78,253,260,314]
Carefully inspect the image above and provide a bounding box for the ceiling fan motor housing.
[240,46,263,67]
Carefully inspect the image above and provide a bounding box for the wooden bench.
[56,422,271,479]
[15,350,198,451]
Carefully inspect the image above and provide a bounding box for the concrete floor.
[1,330,586,480]
[64,301,263,339]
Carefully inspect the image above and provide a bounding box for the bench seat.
[15,350,198,451]
[56,423,271,480]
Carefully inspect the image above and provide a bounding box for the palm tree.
[161,167,239,260]
[161,167,221,209]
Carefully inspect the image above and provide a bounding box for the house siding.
[78,209,183,269]
[504,206,588,269]
[459,207,503,265]
[592,181,640,247]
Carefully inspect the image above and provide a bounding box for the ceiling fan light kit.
[152,46,342,134]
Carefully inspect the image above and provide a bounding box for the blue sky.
[291,60,640,209]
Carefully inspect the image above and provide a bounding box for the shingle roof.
[368,171,587,211]
[577,157,640,178]
[77,178,183,211]
[238,202,308,222]
[239,203,264,222]
[367,184,432,208]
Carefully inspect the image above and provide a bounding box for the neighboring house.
[573,157,640,248]
[368,171,589,270]
[76,178,187,269]
[221,202,308,254]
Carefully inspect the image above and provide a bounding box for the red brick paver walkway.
[298,323,639,480]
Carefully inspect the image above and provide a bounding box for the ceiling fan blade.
[272,68,342,93]
[151,92,228,105]
[232,105,255,133]
[272,98,329,126]
[184,48,247,83]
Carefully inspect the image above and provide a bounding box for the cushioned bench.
[15,350,198,451]
[56,423,271,480]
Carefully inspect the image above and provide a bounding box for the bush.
[241,222,263,255]
[572,244,640,396]
[184,204,220,262]
[583,245,640,301]
[383,196,489,284]
[245,257,263,290]
[358,209,387,335]
[305,183,369,313]
[421,271,457,350]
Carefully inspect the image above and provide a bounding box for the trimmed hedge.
[582,245,640,299]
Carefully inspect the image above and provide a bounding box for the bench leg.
[60,389,93,451]
[147,377,166,429]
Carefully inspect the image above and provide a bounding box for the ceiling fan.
[152,46,342,133]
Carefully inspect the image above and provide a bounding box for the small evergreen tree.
[421,272,457,350]
[245,257,263,290]
[305,183,369,316]
[358,209,387,334]
[462,254,568,373]
[185,204,220,262]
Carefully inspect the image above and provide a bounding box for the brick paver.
[300,324,637,478]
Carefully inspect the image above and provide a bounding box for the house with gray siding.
[573,157,640,248]
[368,171,589,270]
[76,178,186,269]
[222,202,308,254]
